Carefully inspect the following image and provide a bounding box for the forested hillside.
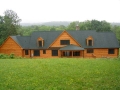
[18,20,120,45]
[0,10,120,45]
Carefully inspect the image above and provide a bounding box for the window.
[25,50,29,55]
[88,40,92,46]
[108,49,114,54]
[34,50,40,56]
[73,51,80,56]
[87,49,94,53]
[52,50,58,56]
[60,40,70,45]
[38,41,42,47]
[43,50,46,54]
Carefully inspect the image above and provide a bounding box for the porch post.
[61,51,62,57]
[72,51,73,57]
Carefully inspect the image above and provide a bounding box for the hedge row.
[0,53,22,59]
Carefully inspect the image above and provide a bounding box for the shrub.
[9,53,15,59]
[0,53,8,59]
[0,53,22,59]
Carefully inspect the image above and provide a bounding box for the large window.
[34,50,40,56]
[25,50,29,55]
[108,49,114,54]
[52,50,58,56]
[38,41,42,47]
[87,49,94,53]
[88,40,92,46]
[60,40,70,45]
[73,51,80,56]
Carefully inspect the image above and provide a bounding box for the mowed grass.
[0,58,120,90]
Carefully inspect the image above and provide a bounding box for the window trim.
[34,50,40,56]
[52,50,58,56]
[87,49,94,53]
[86,36,93,46]
[43,50,46,54]
[73,51,80,56]
[25,50,29,55]
[88,40,92,46]
[37,37,44,47]
[38,41,42,47]
[108,49,114,54]
[60,40,70,45]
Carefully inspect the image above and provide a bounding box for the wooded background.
[0,10,120,45]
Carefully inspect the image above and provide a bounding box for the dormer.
[37,37,44,47]
[86,36,93,46]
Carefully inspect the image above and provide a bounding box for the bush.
[0,53,21,59]
[0,53,9,59]
[9,53,15,59]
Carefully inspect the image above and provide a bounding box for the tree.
[67,21,79,30]
[100,20,111,31]
[67,20,111,31]
[0,16,5,44]
[111,25,120,44]
[79,20,92,30]
[4,10,21,35]
[0,10,21,45]
[49,26,56,31]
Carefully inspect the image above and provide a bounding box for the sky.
[0,0,120,23]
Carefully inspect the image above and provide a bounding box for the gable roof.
[10,30,120,49]
[11,36,31,49]
[49,30,81,48]
[29,31,62,49]
[68,30,120,48]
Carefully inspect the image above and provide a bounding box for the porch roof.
[59,44,84,51]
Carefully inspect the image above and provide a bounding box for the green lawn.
[0,58,120,90]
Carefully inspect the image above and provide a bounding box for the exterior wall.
[0,37,23,56]
[50,31,80,47]
[25,50,61,58]
[23,50,31,58]
[39,50,61,58]
[23,49,85,58]
[84,48,119,58]
[61,50,84,58]
[21,48,120,58]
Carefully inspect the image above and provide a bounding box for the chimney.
[76,24,80,30]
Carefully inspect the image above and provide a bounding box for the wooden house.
[0,30,119,58]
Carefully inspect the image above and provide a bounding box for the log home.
[0,30,119,58]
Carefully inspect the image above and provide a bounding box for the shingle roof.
[29,31,63,49]
[60,44,84,50]
[11,36,31,49]
[11,30,120,49]
[68,30,120,48]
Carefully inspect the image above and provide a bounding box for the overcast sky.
[0,0,120,23]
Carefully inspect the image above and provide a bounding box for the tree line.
[0,10,120,45]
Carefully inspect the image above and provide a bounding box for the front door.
[62,51,72,56]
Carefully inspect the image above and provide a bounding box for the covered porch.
[59,44,84,58]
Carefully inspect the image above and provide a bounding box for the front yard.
[0,58,120,90]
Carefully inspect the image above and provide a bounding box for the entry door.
[64,51,70,56]
[66,51,69,56]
